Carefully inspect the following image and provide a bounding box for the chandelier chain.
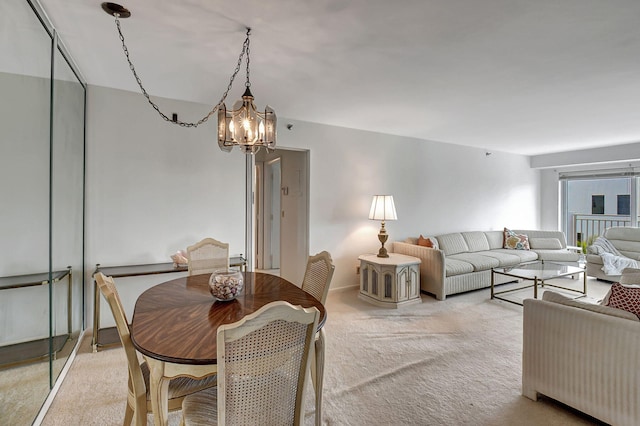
[245,31,250,88]
[114,14,250,127]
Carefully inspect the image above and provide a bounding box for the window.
[618,194,630,215]
[591,195,604,214]
[561,172,638,246]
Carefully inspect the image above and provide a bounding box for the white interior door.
[279,150,309,284]
[255,148,309,283]
[264,158,281,269]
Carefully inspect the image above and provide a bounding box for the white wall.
[85,86,247,321]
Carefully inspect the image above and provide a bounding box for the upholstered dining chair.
[94,272,217,425]
[301,250,335,426]
[186,238,229,276]
[180,301,320,426]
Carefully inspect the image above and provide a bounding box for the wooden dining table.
[130,271,326,426]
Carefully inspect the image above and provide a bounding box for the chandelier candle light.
[369,195,398,258]
[101,2,276,154]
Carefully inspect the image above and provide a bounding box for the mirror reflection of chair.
[186,238,229,276]
[181,301,320,426]
[301,251,335,426]
[94,272,217,425]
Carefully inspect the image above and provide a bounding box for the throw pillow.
[605,282,640,319]
[418,235,438,249]
[503,228,530,250]
[600,279,640,305]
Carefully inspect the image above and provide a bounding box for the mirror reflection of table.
[130,271,326,426]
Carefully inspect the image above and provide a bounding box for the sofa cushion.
[461,232,490,252]
[515,229,568,247]
[503,228,530,250]
[444,258,475,277]
[492,248,538,263]
[448,253,500,271]
[542,290,639,321]
[528,237,563,250]
[436,233,469,256]
[604,282,640,319]
[475,250,522,267]
[485,231,504,250]
[532,249,580,262]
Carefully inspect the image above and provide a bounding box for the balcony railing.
[569,214,634,248]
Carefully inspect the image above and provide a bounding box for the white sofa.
[393,229,579,300]
[586,226,640,282]
[522,270,640,426]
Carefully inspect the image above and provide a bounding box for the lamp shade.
[368,195,397,221]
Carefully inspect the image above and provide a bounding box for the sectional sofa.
[393,229,580,300]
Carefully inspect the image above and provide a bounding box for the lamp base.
[377,227,389,258]
[377,247,390,258]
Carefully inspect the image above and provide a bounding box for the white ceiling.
[36,0,640,155]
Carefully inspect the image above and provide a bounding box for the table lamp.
[369,195,397,258]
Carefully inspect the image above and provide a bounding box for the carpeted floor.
[42,278,610,425]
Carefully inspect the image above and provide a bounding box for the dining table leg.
[146,357,170,426]
[314,328,325,426]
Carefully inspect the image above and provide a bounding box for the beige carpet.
[42,278,610,425]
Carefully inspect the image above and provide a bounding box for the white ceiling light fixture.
[101,2,276,155]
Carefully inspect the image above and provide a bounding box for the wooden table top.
[130,272,326,365]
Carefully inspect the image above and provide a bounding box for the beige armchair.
[522,267,640,425]
[186,238,229,276]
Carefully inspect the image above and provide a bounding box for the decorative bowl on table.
[209,268,243,301]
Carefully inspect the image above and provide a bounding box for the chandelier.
[101,2,276,154]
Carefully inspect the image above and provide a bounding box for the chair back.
[301,251,335,304]
[186,237,230,276]
[217,301,319,426]
[94,273,147,407]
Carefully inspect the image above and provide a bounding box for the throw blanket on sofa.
[601,253,639,275]
[588,236,622,256]
[590,236,640,275]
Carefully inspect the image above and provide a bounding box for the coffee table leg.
[534,277,538,299]
[491,269,495,299]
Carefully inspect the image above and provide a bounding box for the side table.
[358,253,421,308]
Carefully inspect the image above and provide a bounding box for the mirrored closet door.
[0,0,85,423]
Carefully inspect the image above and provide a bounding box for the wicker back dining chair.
[94,272,216,425]
[181,301,320,426]
[186,238,229,276]
[301,251,335,305]
[301,251,334,426]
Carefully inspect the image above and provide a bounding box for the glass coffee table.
[491,260,586,305]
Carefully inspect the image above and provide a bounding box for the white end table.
[358,253,421,308]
